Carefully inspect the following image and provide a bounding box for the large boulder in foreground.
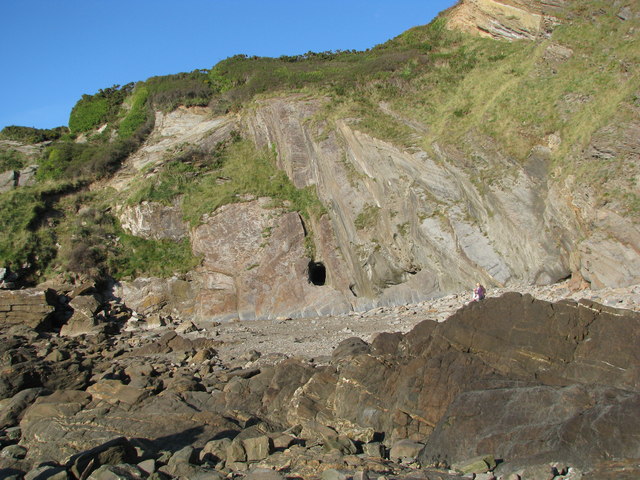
[275,293,640,472]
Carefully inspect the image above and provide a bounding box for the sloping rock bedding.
[0,290,639,479]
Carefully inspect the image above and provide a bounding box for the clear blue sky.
[0,0,457,130]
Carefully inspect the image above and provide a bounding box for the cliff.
[1,0,639,322]
[446,0,569,40]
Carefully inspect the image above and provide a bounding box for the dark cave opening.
[308,261,326,286]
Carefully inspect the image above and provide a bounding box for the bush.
[39,107,154,182]
[146,71,212,111]
[0,125,68,143]
[108,234,200,280]
[68,84,134,133]
[0,148,27,172]
[0,187,57,282]
[118,85,150,139]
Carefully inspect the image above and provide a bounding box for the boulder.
[245,468,286,480]
[200,437,232,463]
[86,463,145,479]
[242,434,273,462]
[0,170,17,192]
[60,294,102,336]
[86,380,152,407]
[0,388,47,429]
[67,437,137,479]
[114,276,197,318]
[0,289,54,330]
[452,455,497,475]
[17,165,38,187]
[23,465,68,480]
[388,439,424,463]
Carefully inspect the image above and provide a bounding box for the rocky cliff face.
[445,0,568,40]
[113,86,640,321]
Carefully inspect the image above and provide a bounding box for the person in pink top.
[472,282,486,302]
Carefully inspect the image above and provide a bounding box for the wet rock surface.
[0,281,638,479]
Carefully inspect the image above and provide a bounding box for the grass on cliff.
[127,137,326,226]
[312,2,640,214]
[42,190,200,281]
[0,184,68,282]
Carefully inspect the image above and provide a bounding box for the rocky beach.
[1,281,639,480]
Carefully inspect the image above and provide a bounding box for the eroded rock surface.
[446,0,568,40]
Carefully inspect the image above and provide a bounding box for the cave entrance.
[308,261,326,286]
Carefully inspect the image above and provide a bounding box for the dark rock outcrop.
[269,293,640,472]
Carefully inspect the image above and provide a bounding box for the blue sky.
[0,1,457,130]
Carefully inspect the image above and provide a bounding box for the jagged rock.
[60,294,103,336]
[114,276,196,318]
[136,459,155,475]
[446,0,566,41]
[332,337,370,361]
[321,469,350,480]
[0,170,17,193]
[167,445,197,466]
[352,471,370,480]
[0,388,47,429]
[389,440,424,463]
[242,434,273,461]
[323,435,357,455]
[1,444,27,460]
[17,165,38,187]
[0,289,54,330]
[244,468,285,480]
[19,390,237,467]
[452,455,497,475]
[23,465,68,480]
[362,442,385,458]
[44,349,70,362]
[86,463,145,480]
[200,437,232,463]
[86,380,152,406]
[226,439,247,463]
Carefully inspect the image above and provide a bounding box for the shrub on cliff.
[0,125,68,144]
[68,84,134,134]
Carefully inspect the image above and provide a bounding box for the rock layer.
[446,0,568,40]
[112,94,640,321]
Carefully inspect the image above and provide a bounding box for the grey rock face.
[244,96,639,306]
[17,165,38,187]
[0,170,17,192]
[109,99,639,321]
[119,201,187,242]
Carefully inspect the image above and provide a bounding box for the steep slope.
[1,0,639,322]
